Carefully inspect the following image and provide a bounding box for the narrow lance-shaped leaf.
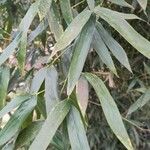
[30,67,47,93]
[67,106,90,150]
[47,1,63,41]
[60,0,73,25]
[29,100,71,150]
[87,0,95,10]
[0,94,31,118]
[17,33,27,74]
[45,66,59,114]
[109,0,133,8]
[67,16,95,95]
[76,77,89,116]
[94,7,140,20]
[96,22,132,72]
[0,32,22,66]
[38,0,52,20]
[84,73,133,150]
[0,66,10,110]
[137,0,147,10]
[15,121,43,148]
[93,29,118,76]
[127,88,150,116]
[94,6,150,59]
[51,10,92,57]
[0,96,36,146]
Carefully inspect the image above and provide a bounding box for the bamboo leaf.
[76,77,89,116]
[84,73,133,150]
[67,106,90,150]
[29,100,70,150]
[137,0,147,10]
[51,10,92,57]
[93,29,118,75]
[15,121,43,148]
[96,22,132,72]
[67,16,95,95]
[38,0,52,20]
[0,94,31,118]
[109,0,133,8]
[87,0,95,10]
[0,96,36,146]
[127,88,150,115]
[94,6,150,59]
[60,0,73,25]
[45,66,59,114]
[47,1,63,41]
[0,66,10,110]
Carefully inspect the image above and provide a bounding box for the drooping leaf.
[15,121,43,148]
[17,33,27,74]
[0,32,22,66]
[109,0,133,8]
[127,88,150,115]
[0,66,10,110]
[94,7,140,20]
[67,106,90,150]
[67,16,95,95]
[0,94,31,118]
[29,100,70,150]
[47,1,63,41]
[137,0,147,10]
[0,96,36,146]
[93,29,117,75]
[144,63,150,75]
[96,22,132,72]
[30,67,47,93]
[60,0,73,25]
[76,77,89,116]
[45,66,59,114]
[28,19,48,43]
[94,6,150,59]
[38,0,52,20]
[84,73,133,150]
[51,10,92,57]
[87,0,95,10]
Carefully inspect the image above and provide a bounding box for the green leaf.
[17,33,27,74]
[76,77,89,116]
[29,100,71,150]
[67,16,95,95]
[0,96,36,146]
[93,28,118,75]
[144,63,150,75]
[87,0,95,10]
[94,7,140,20]
[15,121,43,148]
[30,67,46,93]
[45,66,59,114]
[137,0,147,10]
[38,0,52,20]
[96,22,132,72]
[109,0,133,8]
[84,73,133,150]
[0,66,10,110]
[51,10,92,57]
[0,94,31,118]
[94,6,150,59]
[47,1,63,41]
[67,106,90,150]
[127,88,150,115]
[60,0,73,25]
[28,19,48,43]
[0,32,22,66]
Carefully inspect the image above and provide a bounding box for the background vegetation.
[0,0,150,149]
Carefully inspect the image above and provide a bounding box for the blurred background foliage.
[0,0,150,150]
